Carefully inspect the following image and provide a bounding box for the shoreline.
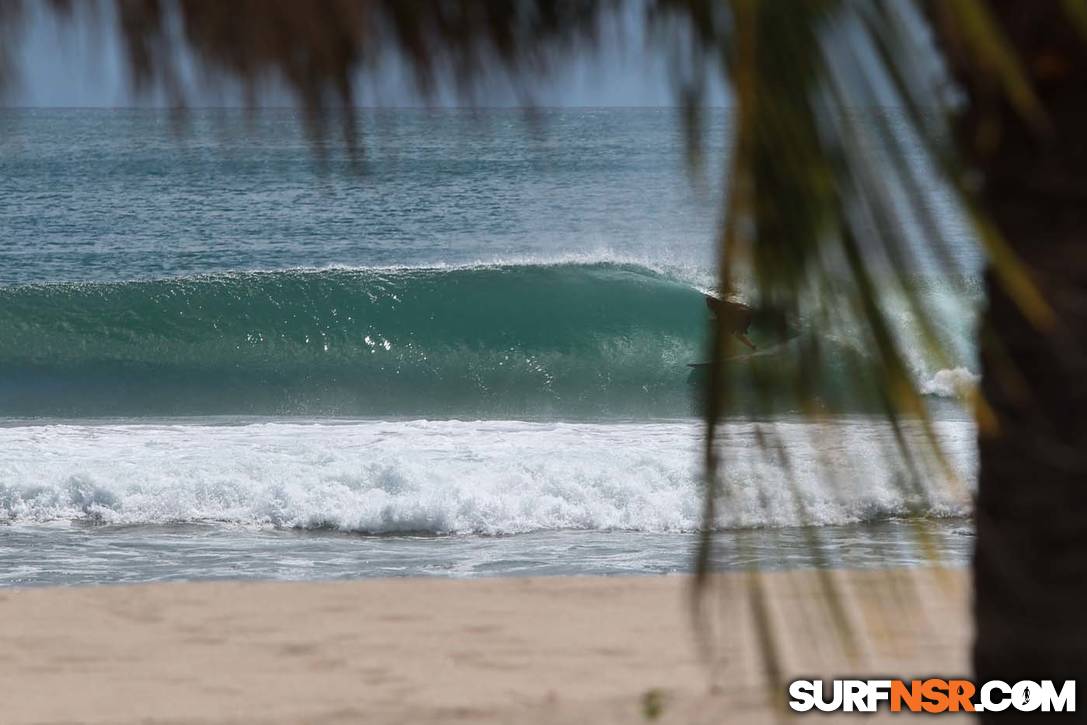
[0,569,970,723]
[2,521,974,586]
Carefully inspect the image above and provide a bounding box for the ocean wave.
[0,419,975,533]
[0,261,980,417]
[0,262,709,417]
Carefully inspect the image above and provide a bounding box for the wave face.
[0,420,975,533]
[0,263,709,418]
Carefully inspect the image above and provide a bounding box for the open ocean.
[1,108,977,585]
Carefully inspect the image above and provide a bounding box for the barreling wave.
[0,263,710,418]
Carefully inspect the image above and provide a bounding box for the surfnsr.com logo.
[788,679,1076,714]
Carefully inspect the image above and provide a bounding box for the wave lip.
[0,262,709,418]
[0,419,976,534]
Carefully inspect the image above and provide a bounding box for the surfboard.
[686,339,795,367]
[685,355,757,367]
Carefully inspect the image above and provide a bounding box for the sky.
[8,3,719,108]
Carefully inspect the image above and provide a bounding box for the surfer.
[705,296,757,351]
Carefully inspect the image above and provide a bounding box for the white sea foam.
[0,418,975,534]
[921,367,980,399]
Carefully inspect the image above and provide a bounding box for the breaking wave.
[0,419,975,533]
[0,261,980,418]
[0,263,709,418]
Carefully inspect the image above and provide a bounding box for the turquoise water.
[0,263,709,418]
[0,109,977,584]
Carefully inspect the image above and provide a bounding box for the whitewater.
[0,417,976,584]
[1,418,975,533]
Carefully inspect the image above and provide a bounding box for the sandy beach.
[0,568,969,724]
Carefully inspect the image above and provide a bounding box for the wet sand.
[0,569,969,724]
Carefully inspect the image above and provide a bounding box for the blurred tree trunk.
[940,2,1087,710]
